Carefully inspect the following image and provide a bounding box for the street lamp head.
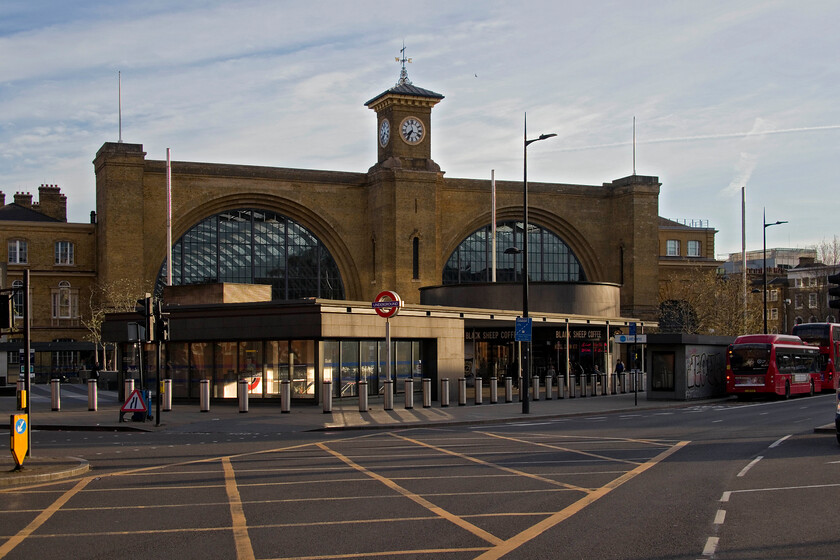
[538,133,557,141]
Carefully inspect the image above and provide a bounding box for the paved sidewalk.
[0,383,715,486]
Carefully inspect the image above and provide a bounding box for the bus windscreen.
[792,324,830,346]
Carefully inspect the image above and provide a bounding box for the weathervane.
[395,42,412,86]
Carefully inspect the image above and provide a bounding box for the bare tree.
[82,278,153,368]
[659,267,763,336]
[811,235,840,266]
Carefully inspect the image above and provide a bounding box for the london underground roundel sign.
[372,290,403,318]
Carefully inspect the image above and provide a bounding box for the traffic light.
[0,294,13,330]
[135,293,155,342]
[155,300,170,341]
[828,273,840,310]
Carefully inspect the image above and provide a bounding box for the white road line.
[769,435,791,448]
[720,491,731,502]
[737,456,763,477]
[702,537,719,556]
[714,509,726,524]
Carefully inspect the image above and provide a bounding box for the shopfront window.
[239,341,263,397]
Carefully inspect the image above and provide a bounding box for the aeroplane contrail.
[551,124,840,152]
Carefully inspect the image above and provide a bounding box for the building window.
[666,240,680,256]
[8,239,27,264]
[51,281,78,320]
[412,237,420,280]
[794,278,803,288]
[55,241,74,265]
[808,277,818,287]
[794,316,804,325]
[687,240,701,257]
[12,280,23,318]
[769,289,779,302]
[768,308,778,320]
[158,208,344,301]
[809,293,818,308]
[794,294,803,309]
[443,221,585,284]
[828,315,837,323]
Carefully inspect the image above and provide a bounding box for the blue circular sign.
[15,418,27,434]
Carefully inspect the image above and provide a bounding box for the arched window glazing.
[158,209,344,300]
[443,221,585,284]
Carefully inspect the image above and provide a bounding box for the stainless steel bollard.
[405,378,414,409]
[532,376,540,401]
[458,377,467,406]
[384,380,394,411]
[359,380,369,412]
[475,377,483,405]
[50,378,61,411]
[163,379,172,411]
[88,378,98,411]
[441,378,450,407]
[546,375,553,400]
[505,376,513,403]
[322,379,332,413]
[579,374,586,397]
[422,378,431,408]
[124,378,135,400]
[620,372,627,393]
[200,379,210,412]
[591,373,598,396]
[239,379,250,413]
[281,379,291,413]
[490,377,498,403]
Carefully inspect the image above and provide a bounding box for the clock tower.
[365,48,444,172]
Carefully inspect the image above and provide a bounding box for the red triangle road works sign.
[121,389,148,413]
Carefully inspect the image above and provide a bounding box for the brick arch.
[149,193,362,300]
[440,206,603,282]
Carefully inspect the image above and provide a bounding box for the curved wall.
[420,282,621,316]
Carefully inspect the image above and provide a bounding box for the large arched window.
[158,208,344,300]
[443,221,585,284]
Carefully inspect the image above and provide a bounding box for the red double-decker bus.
[726,334,821,398]
[791,323,840,391]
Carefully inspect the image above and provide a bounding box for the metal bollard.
[51,378,61,411]
[591,373,598,396]
[546,375,553,400]
[163,379,172,411]
[458,378,467,406]
[88,378,98,411]
[200,379,210,412]
[124,378,135,400]
[505,376,513,403]
[281,379,291,413]
[490,377,498,403]
[422,378,431,408]
[441,378,450,407]
[532,376,540,401]
[359,380,368,412]
[405,378,414,409]
[475,377,483,405]
[239,379,250,413]
[620,372,627,393]
[579,374,587,397]
[322,379,332,413]
[384,380,394,411]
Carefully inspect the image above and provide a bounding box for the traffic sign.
[10,413,28,467]
[616,334,647,344]
[515,317,532,342]
[121,389,148,413]
[372,290,403,318]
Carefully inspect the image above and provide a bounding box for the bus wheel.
[784,381,791,400]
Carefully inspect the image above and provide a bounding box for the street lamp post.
[520,113,556,414]
[763,208,787,334]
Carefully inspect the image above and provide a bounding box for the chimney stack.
[37,184,67,222]
[14,192,33,208]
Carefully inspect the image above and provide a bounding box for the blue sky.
[1,1,838,257]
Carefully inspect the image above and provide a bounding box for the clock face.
[379,119,390,147]
[400,117,424,144]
